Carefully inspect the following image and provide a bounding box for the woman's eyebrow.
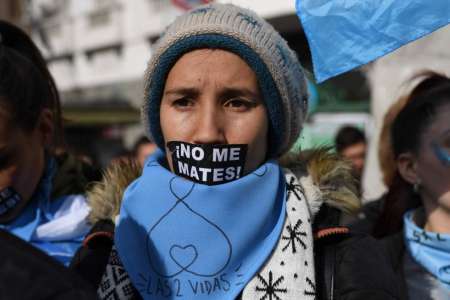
[219,87,261,100]
[164,87,199,97]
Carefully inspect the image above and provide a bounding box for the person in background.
[0,21,92,266]
[0,20,97,299]
[133,135,157,167]
[335,125,367,183]
[71,4,401,299]
[360,72,450,299]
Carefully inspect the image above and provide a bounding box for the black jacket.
[0,229,97,300]
[314,205,403,300]
[349,198,385,235]
[350,200,410,300]
[378,233,409,300]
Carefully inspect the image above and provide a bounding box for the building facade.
[29,0,183,165]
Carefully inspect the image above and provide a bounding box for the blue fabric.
[404,209,450,290]
[147,34,283,157]
[32,240,83,265]
[296,0,450,82]
[0,159,90,266]
[432,142,450,166]
[115,150,286,299]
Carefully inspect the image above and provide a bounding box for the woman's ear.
[37,108,54,147]
[397,152,419,185]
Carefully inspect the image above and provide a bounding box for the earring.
[413,180,421,193]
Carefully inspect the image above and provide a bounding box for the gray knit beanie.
[143,3,308,157]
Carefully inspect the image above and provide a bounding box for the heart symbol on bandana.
[170,244,198,270]
[147,176,231,277]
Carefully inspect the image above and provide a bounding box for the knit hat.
[143,3,308,157]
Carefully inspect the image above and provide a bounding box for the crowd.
[0,3,449,300]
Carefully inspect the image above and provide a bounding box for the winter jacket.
[0,229,97,300]
[70,149,402,299]
[377,233,409,299]
[349,197,385,235]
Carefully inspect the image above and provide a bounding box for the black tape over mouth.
[0,187,21,216]
[167,141,248,185]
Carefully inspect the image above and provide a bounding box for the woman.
[369,72,450,299]
[0,21,91,266]
[71,4,400,299]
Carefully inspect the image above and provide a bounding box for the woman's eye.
[224,98,256,111]
[172,98,193,107]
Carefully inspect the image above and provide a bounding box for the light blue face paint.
[432,142,450,167]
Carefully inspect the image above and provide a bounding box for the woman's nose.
[192,104,226,145]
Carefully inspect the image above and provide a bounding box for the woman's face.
[413,103,450,209]
[160,49,268,174]
[0,108,48,221]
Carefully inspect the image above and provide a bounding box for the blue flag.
[296,0,450,82]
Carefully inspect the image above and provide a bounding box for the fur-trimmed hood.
[279,148,360,216]
[87,148,360,225]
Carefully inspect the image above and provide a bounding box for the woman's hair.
[378,95,409,187]
[373,71,450,237]
[335,126,366,154]
[0,21,63,148]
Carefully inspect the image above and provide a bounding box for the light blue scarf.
[404,209,450,290]
[0,158,91,265]
[115,150,286,299]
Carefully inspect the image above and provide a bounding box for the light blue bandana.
[0,158,91,265]
[404,209,450,290]
[115,150,286,299]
